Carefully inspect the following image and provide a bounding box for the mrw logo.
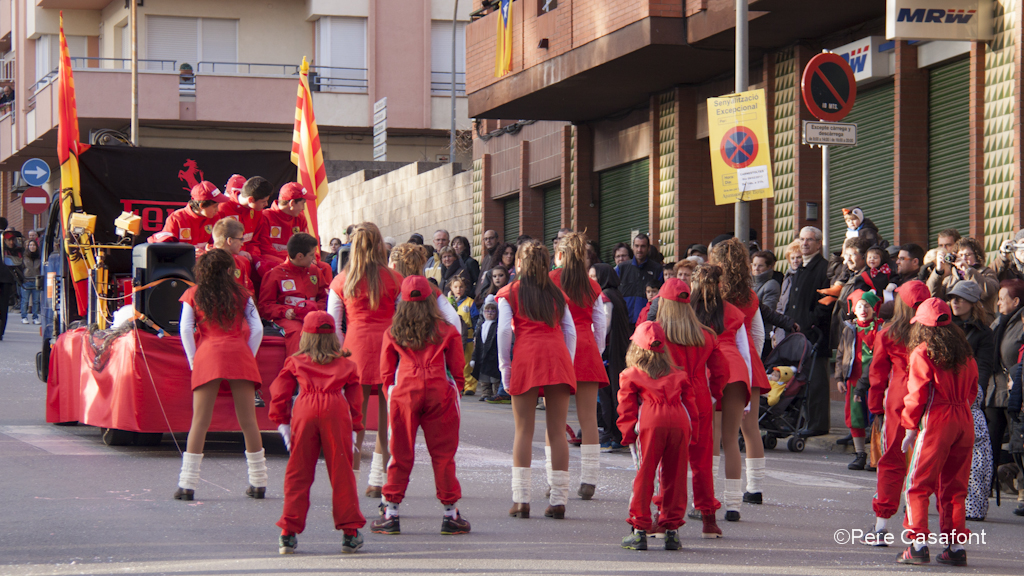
[896,8,976,24]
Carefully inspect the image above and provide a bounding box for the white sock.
[724,479,743,512]
[875,516,887,531]
[544,446,553,489]
[580,444,600,486]
[384,499,399,518]
[913,541,927,551]
[853,436,866,453]
[368,451,385,487]
[245,449,267,488]
[178,452,203,490]
[512,467,531,504]
[548,469,570,506]
[443,503,457,518]
[712,454,720,479]
[745,457,766,494]
[950,544,964,552]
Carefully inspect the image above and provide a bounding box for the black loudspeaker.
[132,243,195,335]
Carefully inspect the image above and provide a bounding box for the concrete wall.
[319,161,473,246]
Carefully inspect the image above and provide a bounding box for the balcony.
[430,71,466,96]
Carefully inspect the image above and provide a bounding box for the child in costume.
[835,289,880,470]
[258,232,329,355]
[448,275,479,396]
[471,295,504,401]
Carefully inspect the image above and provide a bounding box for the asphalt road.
[1,320,1021,575]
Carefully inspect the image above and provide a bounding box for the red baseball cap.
[896,280,931,310]
[279,182,308,203]
[658,278,691,303]
[631,321,667,353]
[190,181,227,203]
[401,275,431,302]
[225,174,246,196]
[910,297,952,327]
[302,311,336,334]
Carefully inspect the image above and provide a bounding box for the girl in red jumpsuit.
[270,311,366,555]
[175,249,266,501]
[498,240,577,520]
[372,275,471,536]
[327,222,403,498]
[864,280,932,544]
[550,232,608,500]
[897,298,978,566]
[617,321,700,551]
[655,277,730,538]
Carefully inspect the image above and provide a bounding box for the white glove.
[469,360,475,368]
[278,424,292,452]
[743,401,751,415]
[901,428,917,453]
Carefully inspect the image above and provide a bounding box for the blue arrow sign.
[21,158,51,187]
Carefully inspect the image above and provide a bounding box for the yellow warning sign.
[706,89,774,205]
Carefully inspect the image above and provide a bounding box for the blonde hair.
[785,240,802,260]
[673,259,697,274]
[656,298,707,347]
[344,222,393,310]
[625,343,674,379]
[389,243,428,277]
[556,232,597,308]
[514,240,566,327]
[211,218,244,245]
[297,332,351,365]
[447,275,469,293]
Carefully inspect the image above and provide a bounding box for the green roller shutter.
[599,159,650,263]
[504,196,519,241]
[828,84,895,250]
[543,183,561,252]
[928,58,970,245]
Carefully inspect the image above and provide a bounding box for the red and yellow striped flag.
[290,57,327,244]
[57,11,92,315]
[495,0,513,77]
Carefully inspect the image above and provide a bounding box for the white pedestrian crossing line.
[0,425,114,456]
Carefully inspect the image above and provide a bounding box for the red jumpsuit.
[159,207,216,249]
[617,367,699,531]
[179,287,262,389]
[253,204,308,278]
[496,282,576,395]
[329,269,403,391]
[232,253,255,296]
[733,291,771,394]
[549,269,608,385]
[258,261,329,355]
[868,327,911,519]
[217,189,264,259]
[901,344,978,539]
[270,353,366,534]
[664,329,730,514]
[380,322,465,504]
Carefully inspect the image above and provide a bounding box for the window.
[35,35,87,83]
[431,20,466,95]
[146,16,238,73]
[315,16,367,93]
[120,23,130,62]
[539,0,558,14]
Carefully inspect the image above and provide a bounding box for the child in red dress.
[270,311,366,555]
[259,232,329,355]
[175,249,266,501]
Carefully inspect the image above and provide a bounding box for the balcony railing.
[1,52,14,83]
[431,71,466,96]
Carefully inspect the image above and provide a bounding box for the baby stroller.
[757,330,820,452]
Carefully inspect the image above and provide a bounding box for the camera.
[943,252,956,265]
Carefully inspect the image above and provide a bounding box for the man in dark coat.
[616,233,663,324]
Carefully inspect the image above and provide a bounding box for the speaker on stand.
[132,243,195,335]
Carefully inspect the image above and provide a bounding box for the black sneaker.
[173,487,194,501]
[936,546,966,566]
[341,531,364,554]
[621,529,647,550]
[849,452,867,470]
[724,510,740,522]
[441,511,471,535]
[479,395,490,402]
[486,395,512,404]
[742,492,762,504]
[279,533,297,554]
[664,529,681,550]
[254,391,265,408]
[463,390,475,396]
[897,545,930,564]
[246,485,266,499]
[836,434,853,446]
[861,528,889,547]
[1014,504,1024,517]
[371,514,401,535]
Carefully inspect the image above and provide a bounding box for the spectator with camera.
[926,237,999,315]
[994,230,1024,282]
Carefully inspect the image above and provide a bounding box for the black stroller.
[757,330,821,452]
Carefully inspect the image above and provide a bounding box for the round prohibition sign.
[801,52,857,122]
[721,127,759,169]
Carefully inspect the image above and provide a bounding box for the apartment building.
[0,0,472,232]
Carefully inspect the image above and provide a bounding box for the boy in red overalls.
[254,182,309,278]
[258,232,328,355]
[210,218,254,295]
[150,181,226,250]
[218,175,273,262]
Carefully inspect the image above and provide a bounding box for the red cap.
[401,275,431,302]
[225,174,246,196]
[658,278,691,303]
[897,280,931,310]
[302,311,336,334]
[279,182,308,203]
[630,321,667,353]
[190,181,227,203]
[910,297,952,327]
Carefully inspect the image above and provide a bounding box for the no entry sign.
[801,52,857,122]
[21,186,50,215]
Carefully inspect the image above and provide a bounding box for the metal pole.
[822,145,830,256]
[449,0,459,163]
[130,0,139,146]
[734,0,749,242]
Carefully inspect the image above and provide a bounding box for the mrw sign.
[886,0,993,41]
[706,89,774,205]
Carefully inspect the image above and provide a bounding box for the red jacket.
[380,322,466,393]
[217,190,264,259]
[254,204,308,272]
[258,260,328,321]
[160,207,215,247]
[268,353,364,431]
[233,253,255,295]
[664,328,730,402]
[616,367,700,445]
[901,343,979,430]
[868,326,909,416]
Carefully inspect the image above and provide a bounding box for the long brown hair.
[390,295,445,350]
[965,298,994,327]
[886,297,915,347]
[556,232,596,308]
[656,298,707,347]
[710,237,753,306]
[344,222,393,310]
[389,242,428,277]
[909,323,973,372]
[691,264,725,335]
[194,248,248,329]
[513,240,566,327]
[625,343,674,379]
[297,332,351,364]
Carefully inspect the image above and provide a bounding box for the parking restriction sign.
[705,89,774,205]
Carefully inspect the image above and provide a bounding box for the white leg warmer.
[245,449,268,488]
[724,479,743,512]
[548,469,571,507]
[512,467,532,504]
[544,445,553,488]
[368,451,385,487]
[745,457,766,494]
[178,452,203,490]
[580,444,600,486]
[712,454,720,480]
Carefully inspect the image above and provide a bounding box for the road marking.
[0,425,113,456]
[766,469,865,489]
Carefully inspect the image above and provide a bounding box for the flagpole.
[450,0,459,163]
[130,0,139,146]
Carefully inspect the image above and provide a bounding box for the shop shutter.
[504,196,520,241]
[147,16,199,70]
[928,58,970,245]
[828,84,895,250]
[599,159,650,262]
[543,183,561,252]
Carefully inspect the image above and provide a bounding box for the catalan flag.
[57,11,92,315]
[495,0,513,77]
[290,57,327,245]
